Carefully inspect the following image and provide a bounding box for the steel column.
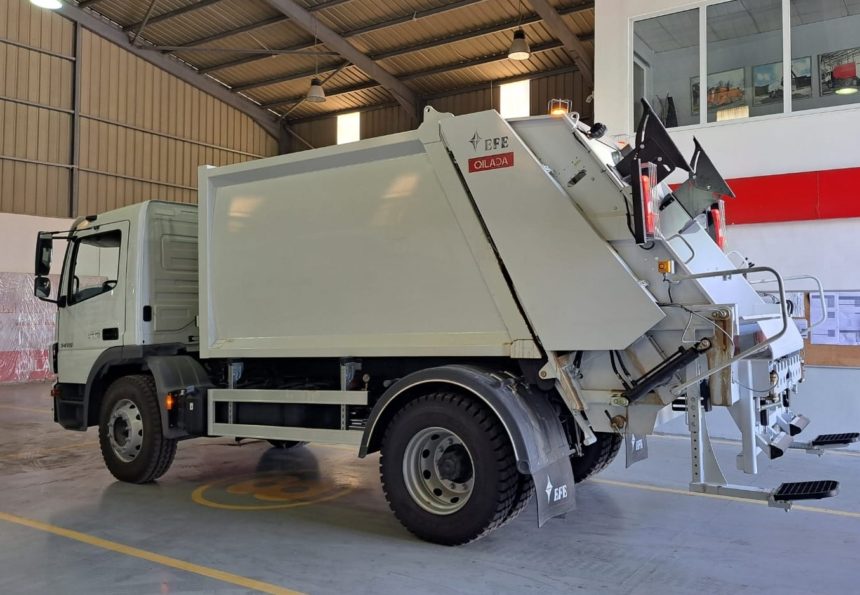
[70,22,82,218]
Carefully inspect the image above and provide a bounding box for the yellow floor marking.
[592,478,860,519]
[192,480,354,511]
[0,511,304,595]
[0,403,52,414]
[0,441,95,461]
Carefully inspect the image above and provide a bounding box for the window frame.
[630,0,860,131]
[65,229,123,306]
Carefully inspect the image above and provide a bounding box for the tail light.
[632,161,659,244]
[708,200,726,250]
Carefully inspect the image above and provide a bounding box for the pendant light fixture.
[306,21,326,103]
[508,0,530,61]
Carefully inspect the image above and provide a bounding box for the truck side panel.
[140,202,199,347]
[198,128,537,359]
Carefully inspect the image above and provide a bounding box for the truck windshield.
[67,230,121,305]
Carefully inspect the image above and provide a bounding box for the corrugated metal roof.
[76,0,595,121]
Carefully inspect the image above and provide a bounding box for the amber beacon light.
[548,98,572,116]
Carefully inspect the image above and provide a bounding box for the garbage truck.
[33,100,857,545]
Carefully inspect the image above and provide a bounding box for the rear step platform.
[788,415,810,436]
[772,480,839,502]
[811,433,860,447]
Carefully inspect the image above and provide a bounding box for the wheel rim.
[402,427,474,515]
[107,398,144,463]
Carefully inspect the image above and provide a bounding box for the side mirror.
[35,232,53,276]
[34,276,53,302]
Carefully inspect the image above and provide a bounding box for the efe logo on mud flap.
[545,476,568,503]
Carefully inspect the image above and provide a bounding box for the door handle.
[102,328,119,341]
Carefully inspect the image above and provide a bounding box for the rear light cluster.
[708,200,726,250]
[633,161,659,244]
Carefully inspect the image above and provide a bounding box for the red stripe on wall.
[722,166,860,225]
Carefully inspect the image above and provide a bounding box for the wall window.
[791,0,860,110]
[499,80,530,118]
[633,8,700,128]
[707,0,782,122]
[632,0,859,128]
[336,112,361,144]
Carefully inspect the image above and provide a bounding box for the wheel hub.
[107,399,144,463]
[402,427,475,515]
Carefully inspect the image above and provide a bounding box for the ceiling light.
[508,29,530,61]
[834,86,858,95]
[306,78,326,103]
[305,19,326,103]
[30,0,62,8]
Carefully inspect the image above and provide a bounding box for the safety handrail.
[747,274,827,331]
[667,266,789,395]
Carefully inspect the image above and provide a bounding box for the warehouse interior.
[1,0,859,593]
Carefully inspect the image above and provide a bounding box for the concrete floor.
[1,382,859,594]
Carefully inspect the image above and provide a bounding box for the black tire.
[98,375,177,484]
[380,392,519,545]
[267,440,307,449]
[499,473,534,528]
[570,431,622,483]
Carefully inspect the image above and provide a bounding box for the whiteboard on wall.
[726,218,860,291]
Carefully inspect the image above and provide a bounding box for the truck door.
[57,221,129,385]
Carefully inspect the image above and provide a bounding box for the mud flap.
[625,431,649,468]
[501,379,577,526]
[532,456,577,526]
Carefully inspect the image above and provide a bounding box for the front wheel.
[380,392,519,545]
[98,375,176,483]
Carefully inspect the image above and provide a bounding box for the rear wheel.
[380,392,519,545]
[570,431,622,482]
[98,375,176,483]
[499,473,534,528]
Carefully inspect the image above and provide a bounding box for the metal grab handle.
[665,233,696,264]
[747,274,827,331]
[667,266,789,396]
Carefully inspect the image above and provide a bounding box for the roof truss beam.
[228,2,594,94]
[198,0,484,75]
[55,2,280,138]
[261,39,586,110]
[126,0,351,40]
[124,0,224,32]
[262,0,419,119]
[529,0,594,85]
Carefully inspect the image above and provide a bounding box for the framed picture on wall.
[705,68,745,110]
[753,57,813,106]
[819,47,860,96]
[691,68,745,112]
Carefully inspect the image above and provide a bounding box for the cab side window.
[67,230,122,305]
